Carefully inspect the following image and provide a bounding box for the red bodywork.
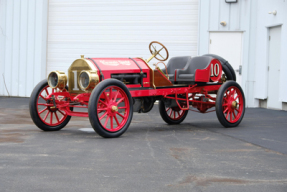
[89,58,151,88]
[45,57,223,118]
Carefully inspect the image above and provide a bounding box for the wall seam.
[10,0,14,96]
[25,0,29,96]
[33,0,36,88]
[45,0,49,77]
[17,0,21,96]
[2,0,7,95]
[197,0,200,55]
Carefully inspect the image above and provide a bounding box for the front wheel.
[159,100,188,124]
[29,79,72,131]
[216,81,245,127]
[88,79,133,138]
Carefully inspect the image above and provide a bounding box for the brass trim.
[47,71,67,90]
[78,70,99,91]
[136,57,156,89]
[67,55,98,94]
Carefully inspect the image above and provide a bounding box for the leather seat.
[165,56,192,83]
[175,56,212,83]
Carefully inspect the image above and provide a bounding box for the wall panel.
[0,0,48,97]
[47,0,199,74]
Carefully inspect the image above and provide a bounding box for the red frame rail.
[44,84,222,117]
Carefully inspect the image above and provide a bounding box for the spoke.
[222,103,228,107]
[152,45,157,52]
[39,107,48,114]
[99,111,108,121]
[235,108,239,113]
[55,112,60,123]
[166,107,170,112]
[52,89,54,93]
[43,111,50,121]
[234,95,239,100]
[177,111,180,117]
[158,52,165,60]
[45,88,49,95]
[225,111,230,119]
[110,116,113,129]
[158,47,164,53]
[116,112,125,118]
[38,103,52,106]
[173,111,175,119]
[116,97,125,105]
[103,91,109,101]
[226,89,231,97]
[223,107,228,113]
[97,108,108,111]
[230,111,232,121]
[58,110,66,116]
[50,112,53,124]
[109,88,112,100]
[118,106,127,109]
[39,95,47,101]
[232,110,236,119]
[169,109,172,117]
[99,99,108,106]
[113,90,120,102]
[230,89,235,96]
[114,115,120,126]
[104,116,110,128]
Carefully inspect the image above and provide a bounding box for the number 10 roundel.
[210,59,222,82]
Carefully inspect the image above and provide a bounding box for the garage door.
[47,0,199,75]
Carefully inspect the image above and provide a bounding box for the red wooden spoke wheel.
[97,86,130,132]
[88,79,133,138]
[216,81,245,127]
[165,106,185,121]
[29,79,72,131]
[159,100,188,124]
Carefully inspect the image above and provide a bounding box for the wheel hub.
[111,105,118,113]
[47,100,58,112]
[231,101,238,109]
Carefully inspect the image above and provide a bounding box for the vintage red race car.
[29,41,245,138]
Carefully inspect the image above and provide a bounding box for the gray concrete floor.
[0,97,287,192]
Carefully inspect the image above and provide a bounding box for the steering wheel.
[155,61,169,80]
[149,41,169,61]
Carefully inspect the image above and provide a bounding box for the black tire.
[88,79,133,138]
[203,54,236,81]
[29,79,72,131]
[216,81,245,127]
[159,100,188,124]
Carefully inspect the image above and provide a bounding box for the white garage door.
[47,0,199,75]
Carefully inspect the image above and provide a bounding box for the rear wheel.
[159,100,188,124]
[88,79,133,138]
[216,81,245,127]
[29,79,72,131]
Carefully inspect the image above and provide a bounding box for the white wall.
[198,0,254,107]
[253,0,287,103]
[0,0,48,97]
[198,0,287,108]
[47,0,199,75]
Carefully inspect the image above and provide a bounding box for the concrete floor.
[0,97,287,192]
